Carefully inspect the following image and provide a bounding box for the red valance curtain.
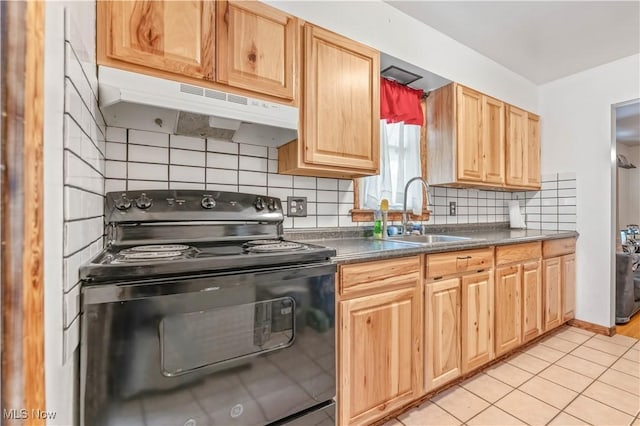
[380,78,424,126]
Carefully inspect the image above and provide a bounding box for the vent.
[204,89,226,101]
[228,94,248,105]
[180,84,204,96]
[381,65,423,85]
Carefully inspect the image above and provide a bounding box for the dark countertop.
[296,228,578,264]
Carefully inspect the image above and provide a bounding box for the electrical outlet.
[287,196,307,217]
[449,201,457,216]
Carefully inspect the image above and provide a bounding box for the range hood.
[98,66,298,147]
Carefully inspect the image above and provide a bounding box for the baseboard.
[568,318,616,336]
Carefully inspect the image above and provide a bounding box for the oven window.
[159,297,295,376]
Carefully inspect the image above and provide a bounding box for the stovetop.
[80,238,336,283]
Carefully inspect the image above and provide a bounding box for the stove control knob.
[254,197,266,211]
[267,198,277,211]
[135,193,153,209]
[114,193,132,210]
[201,196,216,209]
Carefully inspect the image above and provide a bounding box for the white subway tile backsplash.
[294,189,316,202]
[239,155,268,172]
[207,183,238,192]
[105,141,126,161]
[105,179,126,193]
[239,185,267,196]
[240,144,268,158]
[64,187,103,221]
[171,134,205,151]
[206,168,238,185]
[129,144,168,164]
[169,182,205,190]
[63,283,81,329]
[293,176,316,189]
[171,148,205,167]
[268,174,292,188]
[207,138,238,154]
[338,191,354,204]
[106,126,127,143]
[338,203,352,216]
[305,202,317,215]
[268,159,278,173]
[127,162,168,181]
[318,216,339,228]
[293,216,317,228]
[170,165,205,183]
[317,203,339,215]
[207,152,238,169]
[317,178,338,190]
[268,147,278,159]
[558,172,576,181]
[129,130,169,147]
[317,190,337,203]
[268,187,292,201]
[67,153,104,194]
[63,316,80,363]
[558,188,576,197]
[128,180,168,190]
[239,171,267,186]
[64,217,103,256]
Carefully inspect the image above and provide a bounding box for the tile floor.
[385,326,640,426]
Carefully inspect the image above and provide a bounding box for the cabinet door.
[425,278,461,392]
[495,265,521,356]
[456,85,484,182]
[483,96,505,184]
[543,257,563,331]
[303,24,380,173]
[562,254,576,321]
[525,113,541,188]
[216,1,296,100]
[107,1,215,80]
[522,260,543,342]
[339,280,422,425]
[461,271,494,373]
[505,105,527,187]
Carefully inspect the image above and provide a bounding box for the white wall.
[264,0,539,112]
[44,2,105,425]
[617,143,640,229]
[539,54,640,327]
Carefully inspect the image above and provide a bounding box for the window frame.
[350,99,431,222]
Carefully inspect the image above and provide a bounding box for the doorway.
[612,99,640,339]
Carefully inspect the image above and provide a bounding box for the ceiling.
[617,102,640,146]
[385,1,640,84]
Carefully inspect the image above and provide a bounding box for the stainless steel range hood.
[98,66,298,147]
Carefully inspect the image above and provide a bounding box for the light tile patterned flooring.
[385,326,640,426]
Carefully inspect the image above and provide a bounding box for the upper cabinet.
[98,0,298,104]
[216,0,296,101]
[427,83,539,191]
[278,24,380,177]
[101,1,216,80]
[506,106,540,189]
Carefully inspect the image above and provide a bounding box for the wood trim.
[352,99,430,222]
[567,319,616,336]
[1,1,46,422]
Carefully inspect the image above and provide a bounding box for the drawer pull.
[457,256,472,260]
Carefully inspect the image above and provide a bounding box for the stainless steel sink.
[389,234,472,245]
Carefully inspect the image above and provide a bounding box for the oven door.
[80,263,336,426]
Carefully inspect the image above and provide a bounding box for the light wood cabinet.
[456,85,483,182]
[216,0,296,101]
[543,257,563,331]
[461,270,494,373]
[495,265,522,356]
[427,83,537,190]
[506,105,540,189]
[542,238,576,331]
[425,278,461,392]
[278,24,380,178]
[338,258,422,426]
[100,1,216,80]
[522,261,543,342]
[562,253,576,321]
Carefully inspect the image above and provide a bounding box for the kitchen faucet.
[402,177,431,235]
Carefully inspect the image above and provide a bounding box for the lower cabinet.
[338,258,423,426]
[425,278,461,392]
[461,271,495,373]
[562,253,576,321]
[495,265,522,356]
[543,257,563,331]
[522,261,543,342]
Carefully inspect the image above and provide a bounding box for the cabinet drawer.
[496,242,542,266]
[543,238,576,258]
[339,256,421,296]
[426,248,493,279]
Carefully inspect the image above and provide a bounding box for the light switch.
[287,196,307,217]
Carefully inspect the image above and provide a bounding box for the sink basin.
[389,234,472,245]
